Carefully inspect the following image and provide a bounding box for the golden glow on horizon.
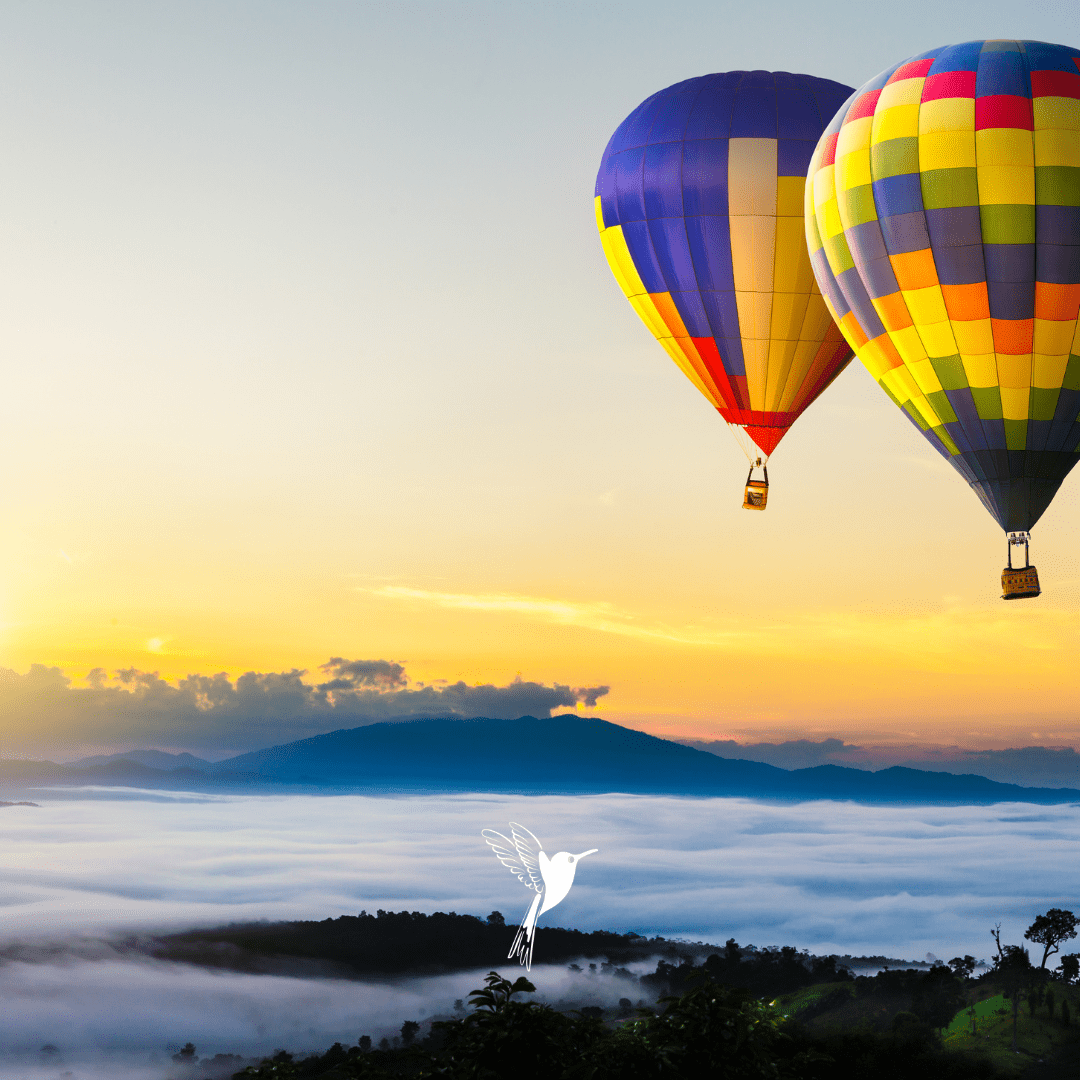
[0,3,1078,755]
[6,546,1080,751]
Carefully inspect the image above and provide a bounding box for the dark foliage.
[991,936,1036,1051]
[593,979,795,1079]
[798,963,967,1035]
[152,912,940,989]
[640,938,853,1000]
[785,1015,997,1080]
[1061,954,1080,984]
[430,972,604,1079]
[1026,908,1079,970]
[216,910,1079,1079]
[911,965,966,1030]
[154,910,684,977]
[229,967,1002,1080]
[949,956,977,979]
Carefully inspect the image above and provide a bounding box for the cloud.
[2,789,1077,1070]
[318,658,407,691]
[362,586,1080,687]
[1,791,1074,964]
[363,585,759,647]
[0,662,609,759]
[0,951,646,1077]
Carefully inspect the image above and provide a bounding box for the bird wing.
[481,824,544,893]
[508,822,545,892]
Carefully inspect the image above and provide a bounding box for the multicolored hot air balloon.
[595,71,856,510]
[805,39,1080,598]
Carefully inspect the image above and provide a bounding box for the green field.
[944,993,1010,1039]
[777,982,1080,1077]
[942,989,1079,1077]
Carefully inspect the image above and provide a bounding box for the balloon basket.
[1002,532,1040,600]
[742,462,768,511]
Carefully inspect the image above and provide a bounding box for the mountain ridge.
[70,748,214,771]
[3,715,1079,805]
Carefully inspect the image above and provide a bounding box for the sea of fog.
[0,789,1077,1077]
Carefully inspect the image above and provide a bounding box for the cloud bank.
[2,792,1075,964]
[0,952,628,1073]
[0,660,609,759]
[681,738,1080,789]
[2,790,1076,1073]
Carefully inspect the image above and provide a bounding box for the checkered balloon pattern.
[596,72,855,458]
[806,40,1080,533]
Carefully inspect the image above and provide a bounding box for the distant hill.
[149,910,929,981]
[208,716,1080,803]
[212,714,785,794]
[70,749,213,771]
[3,715,1080,805]
[151,911,680,977]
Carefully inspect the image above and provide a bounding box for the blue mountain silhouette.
[4,716,1077,804]
[208,715,1080,805]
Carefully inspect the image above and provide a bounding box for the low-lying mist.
[1,788,1078,1075]
[0,946,650,1079]
[1,789,1075,958]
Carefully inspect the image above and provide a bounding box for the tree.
[991,923,1005,965]
[433,971,602,1080]
[400,1020,420,1045]
[912,965,964,1032]
[1026,908,1079,970]
[1063,998,1072,1026]
[996,944,1034,1051]
[357,1035,371,1052]
[172,1043,197,1064]
[317,1043,348,1070]
[1059,953,1080,984]
[601,980,791,1078]
[948,955,976,980]
[1046,987,1055,1020]
[486,911,505,927]
[236,1050,297,1079]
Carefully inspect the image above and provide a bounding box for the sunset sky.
[2,0,1079,757]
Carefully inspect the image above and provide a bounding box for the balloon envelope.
[596,71,855,457]
[805,39,1080,533]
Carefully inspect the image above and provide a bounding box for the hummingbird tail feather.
[509,892,542,971]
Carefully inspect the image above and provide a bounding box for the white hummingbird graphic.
[482,822,597,970]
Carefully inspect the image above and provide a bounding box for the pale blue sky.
[1,1,1079,749]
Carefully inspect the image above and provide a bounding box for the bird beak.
[576,849,598,859]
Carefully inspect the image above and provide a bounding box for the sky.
[1,0,1079,758]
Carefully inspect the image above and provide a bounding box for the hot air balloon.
[805,39,1080,598]
[596,71,856,509]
